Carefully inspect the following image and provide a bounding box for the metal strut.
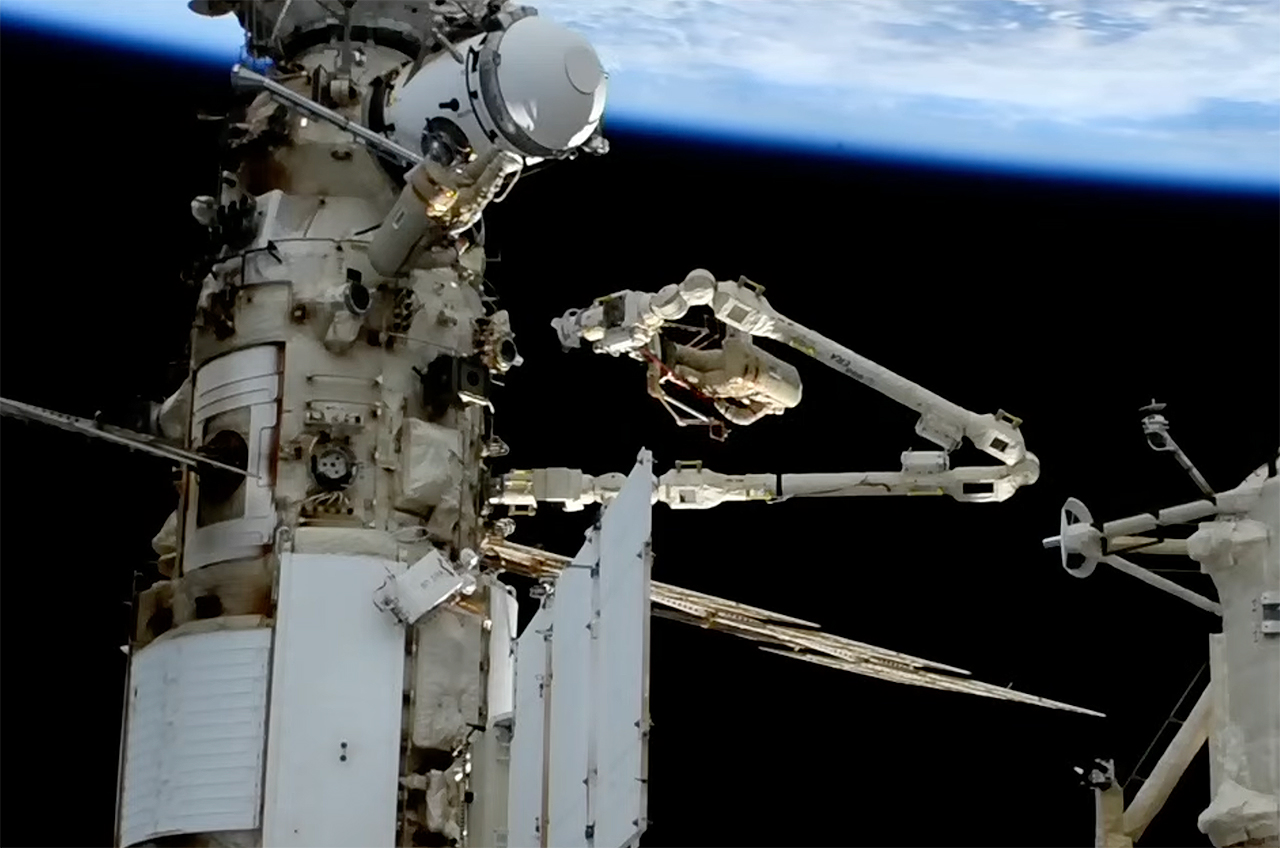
[0,396,256,479]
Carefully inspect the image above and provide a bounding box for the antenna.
[1140,399,1215,497]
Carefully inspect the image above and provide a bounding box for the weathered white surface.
[594,450,653,848]
[509,604,551,847]
[261,552,407,847]
[469,581,520,848]
[1095,780,1132,848]
[119,628,272,847]
[467,721,514,848]
[1191,470,1280,846]
[1199,780,1280,847]
[1123,687,1211,841]
[412,605,482,750]
[426,769,463,842]
[507,450,653,848]
[377,548,468,626]
[547,537,596,845]
[397,418,465,514]
[488,582,519,723]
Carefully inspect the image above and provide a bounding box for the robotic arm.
[493,449,1040,512]
[552,269,1030,467]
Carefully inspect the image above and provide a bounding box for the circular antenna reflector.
[1060,496,1098,578]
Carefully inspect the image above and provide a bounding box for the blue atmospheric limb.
[603,68,1280,197]
[0,0,245,66]
[1,0,1275,196]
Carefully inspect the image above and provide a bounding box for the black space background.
[1,22,1277,848]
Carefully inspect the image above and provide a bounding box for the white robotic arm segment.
[492,453,1040,511]
[496,467,632,511]
[656,464,776,509]
[775,455,1039,503]
[707,277,781,338]
[549,270,718,352]
[551,270,1031,466]
[762,308,1027,465]
[550,290,662,355]
[650,269,715,317]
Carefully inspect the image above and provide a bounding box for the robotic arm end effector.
[551,309,584,350]
[1014,450,1040,488]
[551,270,720,354]
[968,410,1029,466]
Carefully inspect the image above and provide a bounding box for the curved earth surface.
[3,0,1278,192]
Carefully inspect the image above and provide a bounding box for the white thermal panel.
[546,537,598,846]
[119,627,272,847]
[261,553,407,847]
[594,450,653,848]
[509,604,551,847]
[508,450,653,848]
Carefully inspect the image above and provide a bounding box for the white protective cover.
[378,548,468,625]
[413,605,483,750]
[184,344,282,570]
[397,418,465,514]
[118,627,272,847]
[261,552,407,847]
[508,450,653,848]
[426,769,463,842]
[494,16,607,151]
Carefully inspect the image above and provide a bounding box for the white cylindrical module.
[489,14,607,151]
[487,582,520,723]
[384,14,606,163]
[123,3,608,846]
[385,33,488,158]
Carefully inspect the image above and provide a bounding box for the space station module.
[114,2,608,846]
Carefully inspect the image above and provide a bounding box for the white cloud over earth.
[538,0,1280,187]
[3,0,1277,188]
